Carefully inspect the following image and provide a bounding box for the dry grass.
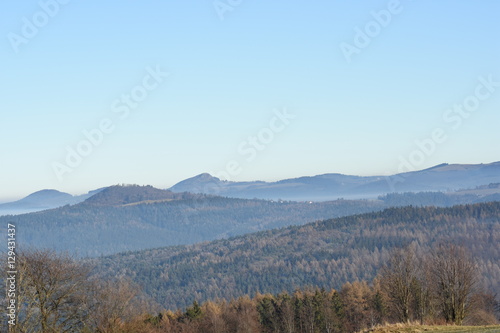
[358,323,500,333]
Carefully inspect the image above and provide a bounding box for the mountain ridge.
[4,182,500,257]
[3,162,500,215]
[169,162,500,201]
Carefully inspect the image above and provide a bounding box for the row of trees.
[2,245,499,332]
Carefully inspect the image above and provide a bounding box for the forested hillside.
[2,190,383,256]
[2,184,499,257]
[94,202,500,310]
[4,246,498,333]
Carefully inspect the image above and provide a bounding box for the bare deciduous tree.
[201,300,228,333]
[13,249,93,333]
[88,278,140,333]
[380,245,418,323]
[430,244,478,325]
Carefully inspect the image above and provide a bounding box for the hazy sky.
[1,1,499,201]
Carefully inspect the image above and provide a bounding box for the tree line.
[2,244,498,333]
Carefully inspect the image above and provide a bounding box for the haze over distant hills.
[0,188,103,216]
[170,162,500,201]
[2,162,500,216]
[1,185,385,256]
[3,182,500,257]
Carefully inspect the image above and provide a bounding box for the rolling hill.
[0,188,103,216]
[170,162,500,201]
[2,162,499,216]
[1,185,386,256]
[3,183,500,257]
[93,201,500,310]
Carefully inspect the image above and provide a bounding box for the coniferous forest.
[2,242,499,332]
[94,202,500,311]
[2,200,500,332]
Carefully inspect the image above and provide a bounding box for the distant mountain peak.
[0,189,76,215]
[169,162,500,201]
[17,189,74,205]
[169,173,224,194]
[83,185,179,207]
[193,173,220,181]
[24,189,71,198]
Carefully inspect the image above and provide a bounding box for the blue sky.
[1,0,499,201]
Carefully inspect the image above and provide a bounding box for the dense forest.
[94,202,500,310]
[3,245,498,333]
[1,194,382,256]
[2,184,498,256]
